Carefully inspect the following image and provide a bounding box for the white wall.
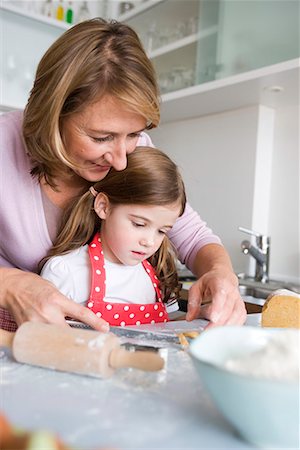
[268,104,299,282]
[149,104,299,282]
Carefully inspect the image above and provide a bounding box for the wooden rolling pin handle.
[0,330,14,349]
[109,347,164,372]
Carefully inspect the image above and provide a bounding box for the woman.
[41,147,186,326]
[0,19,246,332]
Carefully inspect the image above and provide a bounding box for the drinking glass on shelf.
[119,2,134,15]
[145,23,157,53]
[186,17,198,36]
[77,1,90,22]
[40,0,54,18]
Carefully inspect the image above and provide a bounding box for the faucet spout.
[241,240,267,265]
[239,227,270,283]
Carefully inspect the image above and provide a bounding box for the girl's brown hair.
[23,19,160,187]
[43,147,186,301]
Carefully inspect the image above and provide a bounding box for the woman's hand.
[0,268,109,331]
[185,244,247,327]
[186,268,247,327]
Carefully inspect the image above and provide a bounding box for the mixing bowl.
[189,326,299,449]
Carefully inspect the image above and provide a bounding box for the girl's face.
[62,96,147,182]
[97,198,181,265]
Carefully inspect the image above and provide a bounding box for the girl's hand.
[1,268,109,331]
[186,268,247,327]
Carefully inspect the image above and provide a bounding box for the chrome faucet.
[238,227,270,283]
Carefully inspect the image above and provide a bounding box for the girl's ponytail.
[40,189,100,269]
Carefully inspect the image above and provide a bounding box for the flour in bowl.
[224,330,299,381]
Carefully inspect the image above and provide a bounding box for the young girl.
[41,147,186,326]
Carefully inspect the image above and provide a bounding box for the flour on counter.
[224,330,299,381]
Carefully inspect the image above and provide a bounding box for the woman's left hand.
[185,268,247,327]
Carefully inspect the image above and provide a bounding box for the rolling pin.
[0,322,164,377]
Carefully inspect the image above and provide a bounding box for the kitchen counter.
[0,317,260,450]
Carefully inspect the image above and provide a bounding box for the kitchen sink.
[178,272,299,312]
[238,273,300,299]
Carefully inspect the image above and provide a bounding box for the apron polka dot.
[145,313,150,318]
[151,320,155,324]
[120,321,126,327]
[124,306,130,311]
[96,269,101,275]
[140,306,145,311]
[114,313,120,319]
[106,304,112,310]
[94,256,99,261]
[136,321,141,326]
[95,286,100,292]
[154,304,158,310]
[91,243,96,248]
[159,312,164,317]
[88,301,93,308]
[96,312,102,317]
[129,313,135,319]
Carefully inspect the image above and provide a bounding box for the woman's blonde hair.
[23,19,160,187]
[43,147,186,301]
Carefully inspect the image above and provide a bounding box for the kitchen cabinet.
[118,0,299,122]
[0,0,299,122]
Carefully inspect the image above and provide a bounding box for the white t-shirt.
[41,245,156,305]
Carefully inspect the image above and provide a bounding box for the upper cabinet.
[118,0,299,122]
[1,0,299,121]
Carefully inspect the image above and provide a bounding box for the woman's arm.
[0,267,109,331]
[185,244,247,326]
[168,204,246,326]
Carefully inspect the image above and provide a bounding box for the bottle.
[65,1,73,24]
[77,1,90,22]
[41,0,54,18]
[56,0,64,21]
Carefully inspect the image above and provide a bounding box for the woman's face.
[62,96,147,182]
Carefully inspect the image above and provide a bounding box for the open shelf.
[0,3,71,29]
[117,0,165,22]
[160,59,299,123]
[2,59,298,124]
[149,25,217,59]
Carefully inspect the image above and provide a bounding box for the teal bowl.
[189,326,299,449]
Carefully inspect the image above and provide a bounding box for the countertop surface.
[1,316,261,450]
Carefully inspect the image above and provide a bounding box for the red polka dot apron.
[87,232,169,326]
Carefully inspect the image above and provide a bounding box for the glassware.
[119,2,134,15]
[77,1,90,22]
[41,0,54,18]
[145,23,157,53]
